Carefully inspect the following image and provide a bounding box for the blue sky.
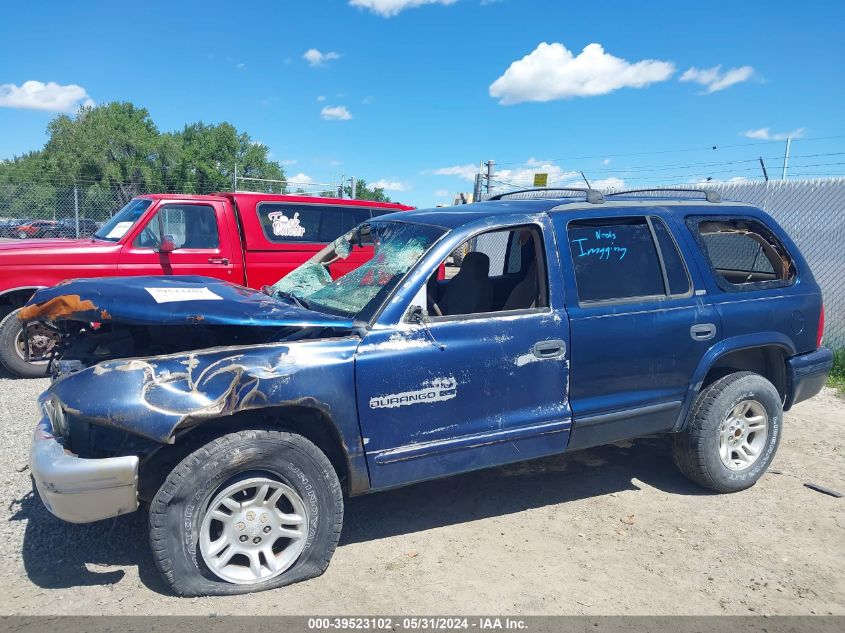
[1,0,844,208]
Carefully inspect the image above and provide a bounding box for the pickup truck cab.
[0,192,412,377]
[24,190,833,597]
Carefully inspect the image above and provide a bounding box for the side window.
[135,204,218,249]
[257,204,370,243]
[427,226,548,318]
[689,217,795,289]
[567,217,665,302]
[651,218,691,296]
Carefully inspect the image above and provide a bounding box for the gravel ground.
[0,369,842,616]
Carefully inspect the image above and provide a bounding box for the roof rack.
[606,188,721,203]
[486,187,604,204]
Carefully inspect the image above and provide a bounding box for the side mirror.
[408,304,427,324]
[158,234,177,253]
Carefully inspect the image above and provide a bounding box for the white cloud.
[370,179,409,191]
[680,65,754,93]
[321,105,353,120]
[743,127,805,141]
[591,176,625,190]
[602,158,611,165]
[235,62,246,70]
[349,0,457,17]
[317,95,327,102]
[280,159,298,166]
[288,173,315,187]
[496,159,581,187]
[0,80,94,112]
[489,42,675,105]
[303,49,341,66]
[362,95,375,104]
[425,164,479,181]
[434,189,450,197]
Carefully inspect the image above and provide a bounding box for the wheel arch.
[0,287,44,315]
[138,404,368,503]
[672,333,795,432]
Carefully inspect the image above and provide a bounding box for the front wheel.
[149,429,343,596]
[673,371,782,493]
[0,309,52,378]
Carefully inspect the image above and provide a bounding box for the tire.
[17,231,28,239]
[673,371,782,493]
[149,429,343,596]
[0,309,50,378]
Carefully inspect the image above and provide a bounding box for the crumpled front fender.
[48,338,361,445]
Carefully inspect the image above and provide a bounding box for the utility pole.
[473,173,483,201]
[485,160,495,194]
[781,137,791,180]
[350,177,357,200]
[758,157,769,182]
[339,173,345,198]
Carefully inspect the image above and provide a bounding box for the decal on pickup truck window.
[145,287,224,303]
[268,211,307,238]
[369,376,457,409]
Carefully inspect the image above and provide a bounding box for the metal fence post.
[73,185,80,238]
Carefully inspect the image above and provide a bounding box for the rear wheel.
[673,371,782,492]
[0,309,52,378]
[149,429,343,596]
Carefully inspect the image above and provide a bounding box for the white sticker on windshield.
[105,221,134,239]
[145,287,224,303]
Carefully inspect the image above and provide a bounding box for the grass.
[828,347,845,394]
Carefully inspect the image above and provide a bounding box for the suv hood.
[20,275,353,329]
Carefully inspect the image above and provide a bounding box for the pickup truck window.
[272,221,445,318]
[134,204,219,249]
[257,203,371,243]
[94,198,153,241]
[568,217,665,303]
[689,217,795,290]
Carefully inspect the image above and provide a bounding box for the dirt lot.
[0,370,842,616]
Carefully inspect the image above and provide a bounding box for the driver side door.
[118,201,242,284]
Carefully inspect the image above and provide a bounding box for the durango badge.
[369,377,458,409]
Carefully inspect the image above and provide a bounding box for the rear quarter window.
[686,216,795,291]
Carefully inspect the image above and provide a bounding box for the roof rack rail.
[486,187,604,204]
[606,188,721,203]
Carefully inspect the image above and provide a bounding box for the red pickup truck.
[0,192,412,377]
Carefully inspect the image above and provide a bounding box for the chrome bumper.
[30,416,139,523]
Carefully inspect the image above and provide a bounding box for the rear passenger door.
[551,210,720,449]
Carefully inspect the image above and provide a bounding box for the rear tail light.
[817,304,825,348]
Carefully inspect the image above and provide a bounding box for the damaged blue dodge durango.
[24,188,833,596]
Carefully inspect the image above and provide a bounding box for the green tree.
[343,178,392,202]
[0,102,288,216]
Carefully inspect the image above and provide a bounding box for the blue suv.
[24,188,833,596]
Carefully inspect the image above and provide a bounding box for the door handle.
[690,323,717,341]
[532,339,566,359]
[208,257,230,265]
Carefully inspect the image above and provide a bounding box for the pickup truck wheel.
[149,429,343,596]
[0,309,51,378]
[672,371,782,493]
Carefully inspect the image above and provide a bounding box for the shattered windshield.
[271,221,444,318]
[94,198,153,241]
